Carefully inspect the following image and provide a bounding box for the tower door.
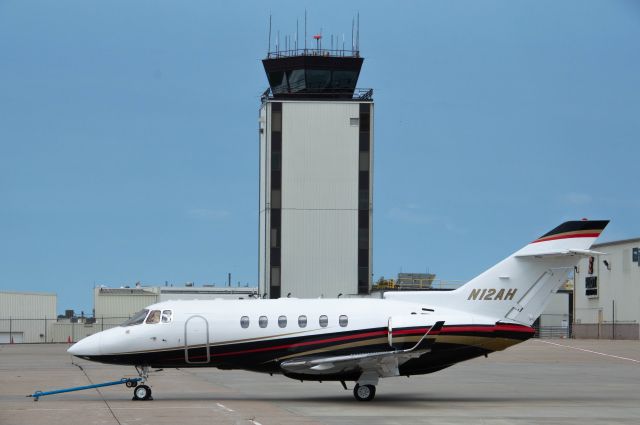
[184,315,210,364]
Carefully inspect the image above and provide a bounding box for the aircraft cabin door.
[184,315,210,364]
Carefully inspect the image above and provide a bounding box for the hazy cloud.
[562,192,593,205]
[387,205,466,234]
[388,206,435,225]
[186,208,230,220]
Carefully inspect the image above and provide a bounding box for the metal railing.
[266,48,360,59]
[261,87,373,102]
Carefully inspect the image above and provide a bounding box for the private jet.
[68,220,608,401]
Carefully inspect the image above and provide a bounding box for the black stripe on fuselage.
[77,324,534,377]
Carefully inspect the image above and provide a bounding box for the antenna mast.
[268,14,272,56]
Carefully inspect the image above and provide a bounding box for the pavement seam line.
[535,340,640,363]
[72,361,123,425]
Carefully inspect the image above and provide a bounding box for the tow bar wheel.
[133,384,152,401]
[353,383,376,401]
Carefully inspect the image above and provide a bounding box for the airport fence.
[0,317,129,343]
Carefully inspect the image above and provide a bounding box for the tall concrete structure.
[258,39,373,299]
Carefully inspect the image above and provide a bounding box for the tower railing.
[266,48,360,59]
[261,87,373,102]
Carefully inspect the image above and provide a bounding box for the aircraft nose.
[67,332,102,357]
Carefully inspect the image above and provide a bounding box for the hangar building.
[574,237,640,339]
[0,291,56,343]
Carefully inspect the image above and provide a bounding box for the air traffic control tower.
[258,35,373,299]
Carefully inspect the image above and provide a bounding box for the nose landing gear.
[132,365,153,401]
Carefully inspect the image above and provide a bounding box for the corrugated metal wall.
[0,292,56,343]
[280,102,360,298]
[94,288,159,318]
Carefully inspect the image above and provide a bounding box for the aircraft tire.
[353,384,376,401]
[133,385,152,401]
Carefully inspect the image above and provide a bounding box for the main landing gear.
[132,365,153,401]
[353,383,376,402]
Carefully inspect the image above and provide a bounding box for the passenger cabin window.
[259,316,268,328]
[278,315,287,328]
[146,310,161,324]
[121,309,149,327]
[240,316,250,329]
[161,310,173,323]
[339,315,348,327]
[298,315,307,328]
[319,315,328,327]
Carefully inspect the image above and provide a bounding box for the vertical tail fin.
[385,220,609,325]
[454,220,609,324]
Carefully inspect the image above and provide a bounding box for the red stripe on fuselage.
[211,324,534,358]
[214,329,389,357]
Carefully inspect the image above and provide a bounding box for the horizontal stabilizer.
[515,249,608,258]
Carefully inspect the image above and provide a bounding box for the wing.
[280,321,444,379]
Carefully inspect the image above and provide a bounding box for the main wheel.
[132,385,152,401]
[353,383,376,401]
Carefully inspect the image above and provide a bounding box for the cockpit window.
[161,310,173,323]
[121,309,149,327]
[146,310,161,324]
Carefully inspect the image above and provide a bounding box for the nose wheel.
[353,383,376,401]
[132,365,153,401]
[132,384,152,401]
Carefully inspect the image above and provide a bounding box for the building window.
[278,315,287,328]
[298,315,307,328]
[271,190,281,209]
[319,315,328,328]
[339,315,348,327]
[259,316,268,328]
[359,151,369,171]
[240,316,250,329]
[271,267,281,287]
[350,117,360,126]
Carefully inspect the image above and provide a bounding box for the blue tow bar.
[27,377,142,401]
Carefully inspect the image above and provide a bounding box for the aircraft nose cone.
[67,332,102,357]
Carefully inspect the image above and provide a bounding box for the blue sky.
[1,1,639,314]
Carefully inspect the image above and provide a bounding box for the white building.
[574,237,640,339]
[93,285,258,320]
[258,48,373,299]
[0,291,56,343]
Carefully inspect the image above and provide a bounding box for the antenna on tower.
[357,12,360,53]
[296,18,299,51]
[268,14,272,56]
[304,10,307,53]
[351,17,354,51]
